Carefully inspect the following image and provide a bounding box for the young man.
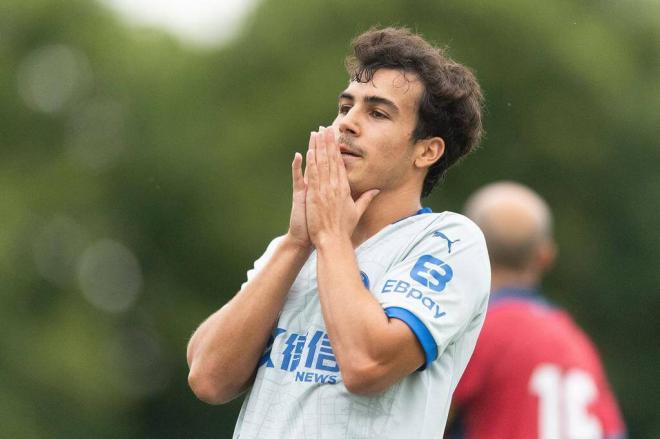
[187,27,490,438]
[448,182,626,439]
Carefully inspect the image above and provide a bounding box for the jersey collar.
[392,207,432,224]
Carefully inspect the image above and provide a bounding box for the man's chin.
[349,185,369,201]
[348,184,361,201]
[347,178,359,199]
[347,175,378,200]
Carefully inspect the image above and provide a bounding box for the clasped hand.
[287,127,379,249]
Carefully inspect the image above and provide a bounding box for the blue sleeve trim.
[384,306,438,370]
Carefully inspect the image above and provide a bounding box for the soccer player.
[186,27,490,438]
[447,181,626,439]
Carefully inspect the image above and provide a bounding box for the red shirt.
[449,288,626,439]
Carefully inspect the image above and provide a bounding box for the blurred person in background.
[446,181,626,439]
[186,27,491,438]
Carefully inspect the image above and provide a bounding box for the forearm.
[316,237,410,391]
[187,236,311,403]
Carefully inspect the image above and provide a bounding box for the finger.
[316,127,329,183]
[304,132,317,185]
[324,128,338,186]
[308,130,317,152]
[306,148,319,190]
[292,152,304,192]
[355,189,381,218]
[336,141,350,190]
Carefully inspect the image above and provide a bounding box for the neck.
[490,268,540,293]
[351,185,422,247]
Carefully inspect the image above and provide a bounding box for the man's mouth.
[338,143,361,157]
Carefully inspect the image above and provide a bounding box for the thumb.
[355,189,380,217]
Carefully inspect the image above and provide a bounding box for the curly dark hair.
[346,27,484,197]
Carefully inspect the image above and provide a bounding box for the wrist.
[313,232,352,253]
[282,233,314,255]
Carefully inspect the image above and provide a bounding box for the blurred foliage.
[1,0,659,437]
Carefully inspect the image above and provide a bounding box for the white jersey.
[233,211,490,439]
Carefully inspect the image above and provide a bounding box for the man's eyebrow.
[338,92,354,101]
[338,93,400,114]
[364,95,399,114]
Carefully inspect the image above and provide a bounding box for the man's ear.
[414,137,445,169]
[536,240,557,274]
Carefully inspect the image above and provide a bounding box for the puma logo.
[432,231,460,254]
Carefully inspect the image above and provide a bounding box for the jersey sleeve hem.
[384,306,438,370]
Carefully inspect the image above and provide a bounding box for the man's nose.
[337,109,360,136]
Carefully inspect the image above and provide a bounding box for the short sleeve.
[240,236,284,290]
[374,214,490,370]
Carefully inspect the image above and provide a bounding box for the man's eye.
[338,105,351,114]
[371,110,387,119]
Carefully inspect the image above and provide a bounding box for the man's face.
[331,68,424,196]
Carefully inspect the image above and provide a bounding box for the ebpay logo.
[410,254,453,292]
[379,255,453,320]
